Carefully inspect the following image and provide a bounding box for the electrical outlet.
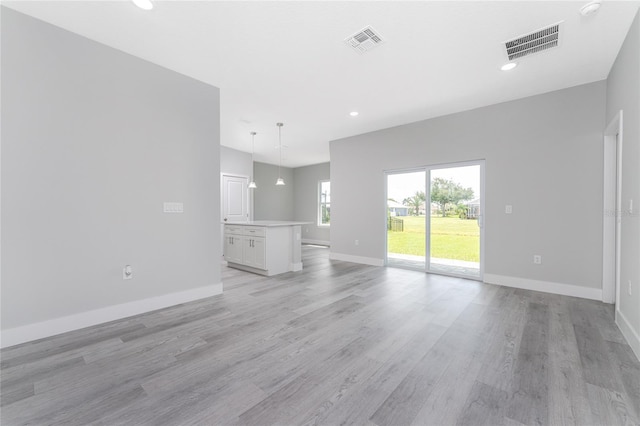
[629,280,633,296]
[505,205,513,214]
[355,239,359,246]
[533,255,542,264]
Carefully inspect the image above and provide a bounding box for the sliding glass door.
[386,170,426,270]
[385,161,484,280]
[428,163,483,279]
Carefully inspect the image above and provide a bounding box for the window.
[318,180,330,226]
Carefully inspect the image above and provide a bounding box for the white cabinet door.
[224,234,243,264]
[244,237,266,269]
[251,237,266,269]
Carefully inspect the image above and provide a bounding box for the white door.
[222,175,249,223]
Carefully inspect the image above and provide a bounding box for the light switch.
[123,265,133,280]
[163,202,184,213]
[505,205,513,214]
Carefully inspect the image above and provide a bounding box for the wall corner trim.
[616,308,640,362]
[0,283,223,349]
[483,274,602,301]
[329,252,384,267]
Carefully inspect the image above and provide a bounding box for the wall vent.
[345,26,384,53]
[504,22,563,61]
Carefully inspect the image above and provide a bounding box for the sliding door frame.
[384,160,485,281]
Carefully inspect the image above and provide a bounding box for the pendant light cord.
[278,125,282,177]
[277,123,284,179]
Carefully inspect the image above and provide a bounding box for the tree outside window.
[319,180,330,226]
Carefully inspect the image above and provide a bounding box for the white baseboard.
[329,252,384,267]
[616,308,640,362]
[483,274,602,301]
[0,283,223,349]
[290,262,303,272]
[302,239,330,246]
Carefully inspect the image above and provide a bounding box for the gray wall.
[254,162,294,221]
[1,8,220,330]
[294,163,330,245]
[221,146,252,180]
[330,81,606,290]
[606,11,640,344]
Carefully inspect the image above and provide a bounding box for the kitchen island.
[223,221,309,276]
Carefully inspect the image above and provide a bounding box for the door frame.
[602,110,623,305]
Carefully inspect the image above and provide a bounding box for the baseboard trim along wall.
[0,283,223,349]
[483,274,603,301]
[290,262,303,272]
[302,239,330,246]
[616,309,640,361]
[329,252,384,267]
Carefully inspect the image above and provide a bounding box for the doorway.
[385,161,484,280]
[603,111,623,305]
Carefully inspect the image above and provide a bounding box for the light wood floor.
[2,245,639,425]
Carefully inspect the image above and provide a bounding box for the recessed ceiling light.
[132,0,153,10]
[350,111,359,117]
[501,62,518,71]
[580,1,601,16]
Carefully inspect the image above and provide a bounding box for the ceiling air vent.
[345,26,384,54]
[504,22,563,61]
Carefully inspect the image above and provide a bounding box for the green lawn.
[388,215,479,262]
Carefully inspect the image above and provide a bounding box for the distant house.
[465,198,481,219]
[388,201,409,216]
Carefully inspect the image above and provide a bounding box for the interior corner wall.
[330,81,606,293]
[253,162,294,221]
[221,146,253,179]
[606,9,640,358]
[1,8,221,346]
[293,163,330,245]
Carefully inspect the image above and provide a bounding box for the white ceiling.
[4,0,640,167]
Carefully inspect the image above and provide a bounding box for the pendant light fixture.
[275,123,285,186]
[248,131,257,189]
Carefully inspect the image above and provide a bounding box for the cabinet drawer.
[225,225,244,235]
[243,226,266,237]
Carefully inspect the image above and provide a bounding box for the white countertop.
[223,220,310,227]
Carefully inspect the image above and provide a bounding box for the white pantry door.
[222,174,249,223]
